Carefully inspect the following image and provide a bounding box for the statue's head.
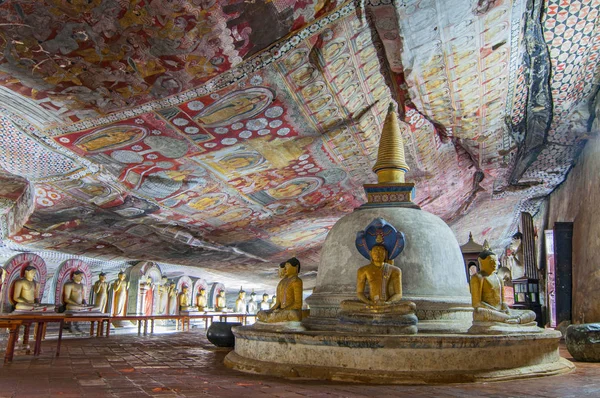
[510,232,523,250]
[24,265,37,280]
[238,287,246,299]
[118,271,126,281]
[182,285,189,293]
[250,291,256,298]
[99,272,106,282]
[283,257,300,276]
[262,293,269,301]
[218,289,225,297]
[478,249,499,275]
[161,274,168,283]
[199,288,206,296]
[278,261,286,278]
[73,270,84,283]
[370,245,388,266]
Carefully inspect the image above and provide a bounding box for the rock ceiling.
[0,0,598,287]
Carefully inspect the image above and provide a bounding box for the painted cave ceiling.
[0,0,598,287]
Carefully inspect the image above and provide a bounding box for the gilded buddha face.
[479,254,499,275]
[370,245,387,267]
[24,268,36,281]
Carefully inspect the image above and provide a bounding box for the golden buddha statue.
[196,288,207,311]
[92,272,109,313]
[338,218,417,334]
[63,270,101,312]
[215,289,227,311]
[234,287,246,313]
[340,244,415,314]
[112,271,129,316]
[469,248,538,333]
[178,285,191,312]
[257,258,303,323]
[12,266,55,312]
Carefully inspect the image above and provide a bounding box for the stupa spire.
[372,103,410,183]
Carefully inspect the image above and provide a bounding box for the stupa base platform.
[225,327,573,384]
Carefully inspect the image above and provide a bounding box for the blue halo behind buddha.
[355,218,405,260]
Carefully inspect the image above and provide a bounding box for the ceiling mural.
[0,0,598,288]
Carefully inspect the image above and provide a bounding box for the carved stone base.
[226,328,573,384]
[251,321,306,332]
[337,300,418,334]
[468,321,543,335]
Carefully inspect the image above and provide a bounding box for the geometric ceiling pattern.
[0,0,598,287]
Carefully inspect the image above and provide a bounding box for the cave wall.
[546,136,600,323]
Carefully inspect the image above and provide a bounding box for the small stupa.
[306,103,473,333]
[225,102,572,384]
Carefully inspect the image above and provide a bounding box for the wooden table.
[0,314,65,358]
[0,319,23,363]
[64,315,111,337]
[110,315,150,335]
[218,313,248,325]
[147,315,190,334]
[186,314,214,329]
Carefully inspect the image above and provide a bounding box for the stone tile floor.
[0,327,598,397]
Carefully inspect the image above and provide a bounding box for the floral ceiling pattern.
[0,0,598,286]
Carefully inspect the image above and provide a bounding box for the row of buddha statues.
[253,218,539,335]
[7,217,538,334]
[7,264,282,317]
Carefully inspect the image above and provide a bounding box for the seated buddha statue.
[12,265,55,312]
[257,257,303,323]
[469,248,539,334]
[196,288,208,311]
[63,270,102,312]
[340,244,416,315]
[215,289,227,311]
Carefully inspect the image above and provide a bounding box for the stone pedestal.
[566,323,600,362]
[338,300,418,334]
[468,321,543,335]
[226,327,573,384]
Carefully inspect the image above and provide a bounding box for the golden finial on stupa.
[372,103,410,183]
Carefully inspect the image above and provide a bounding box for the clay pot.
[206,321,242,347]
